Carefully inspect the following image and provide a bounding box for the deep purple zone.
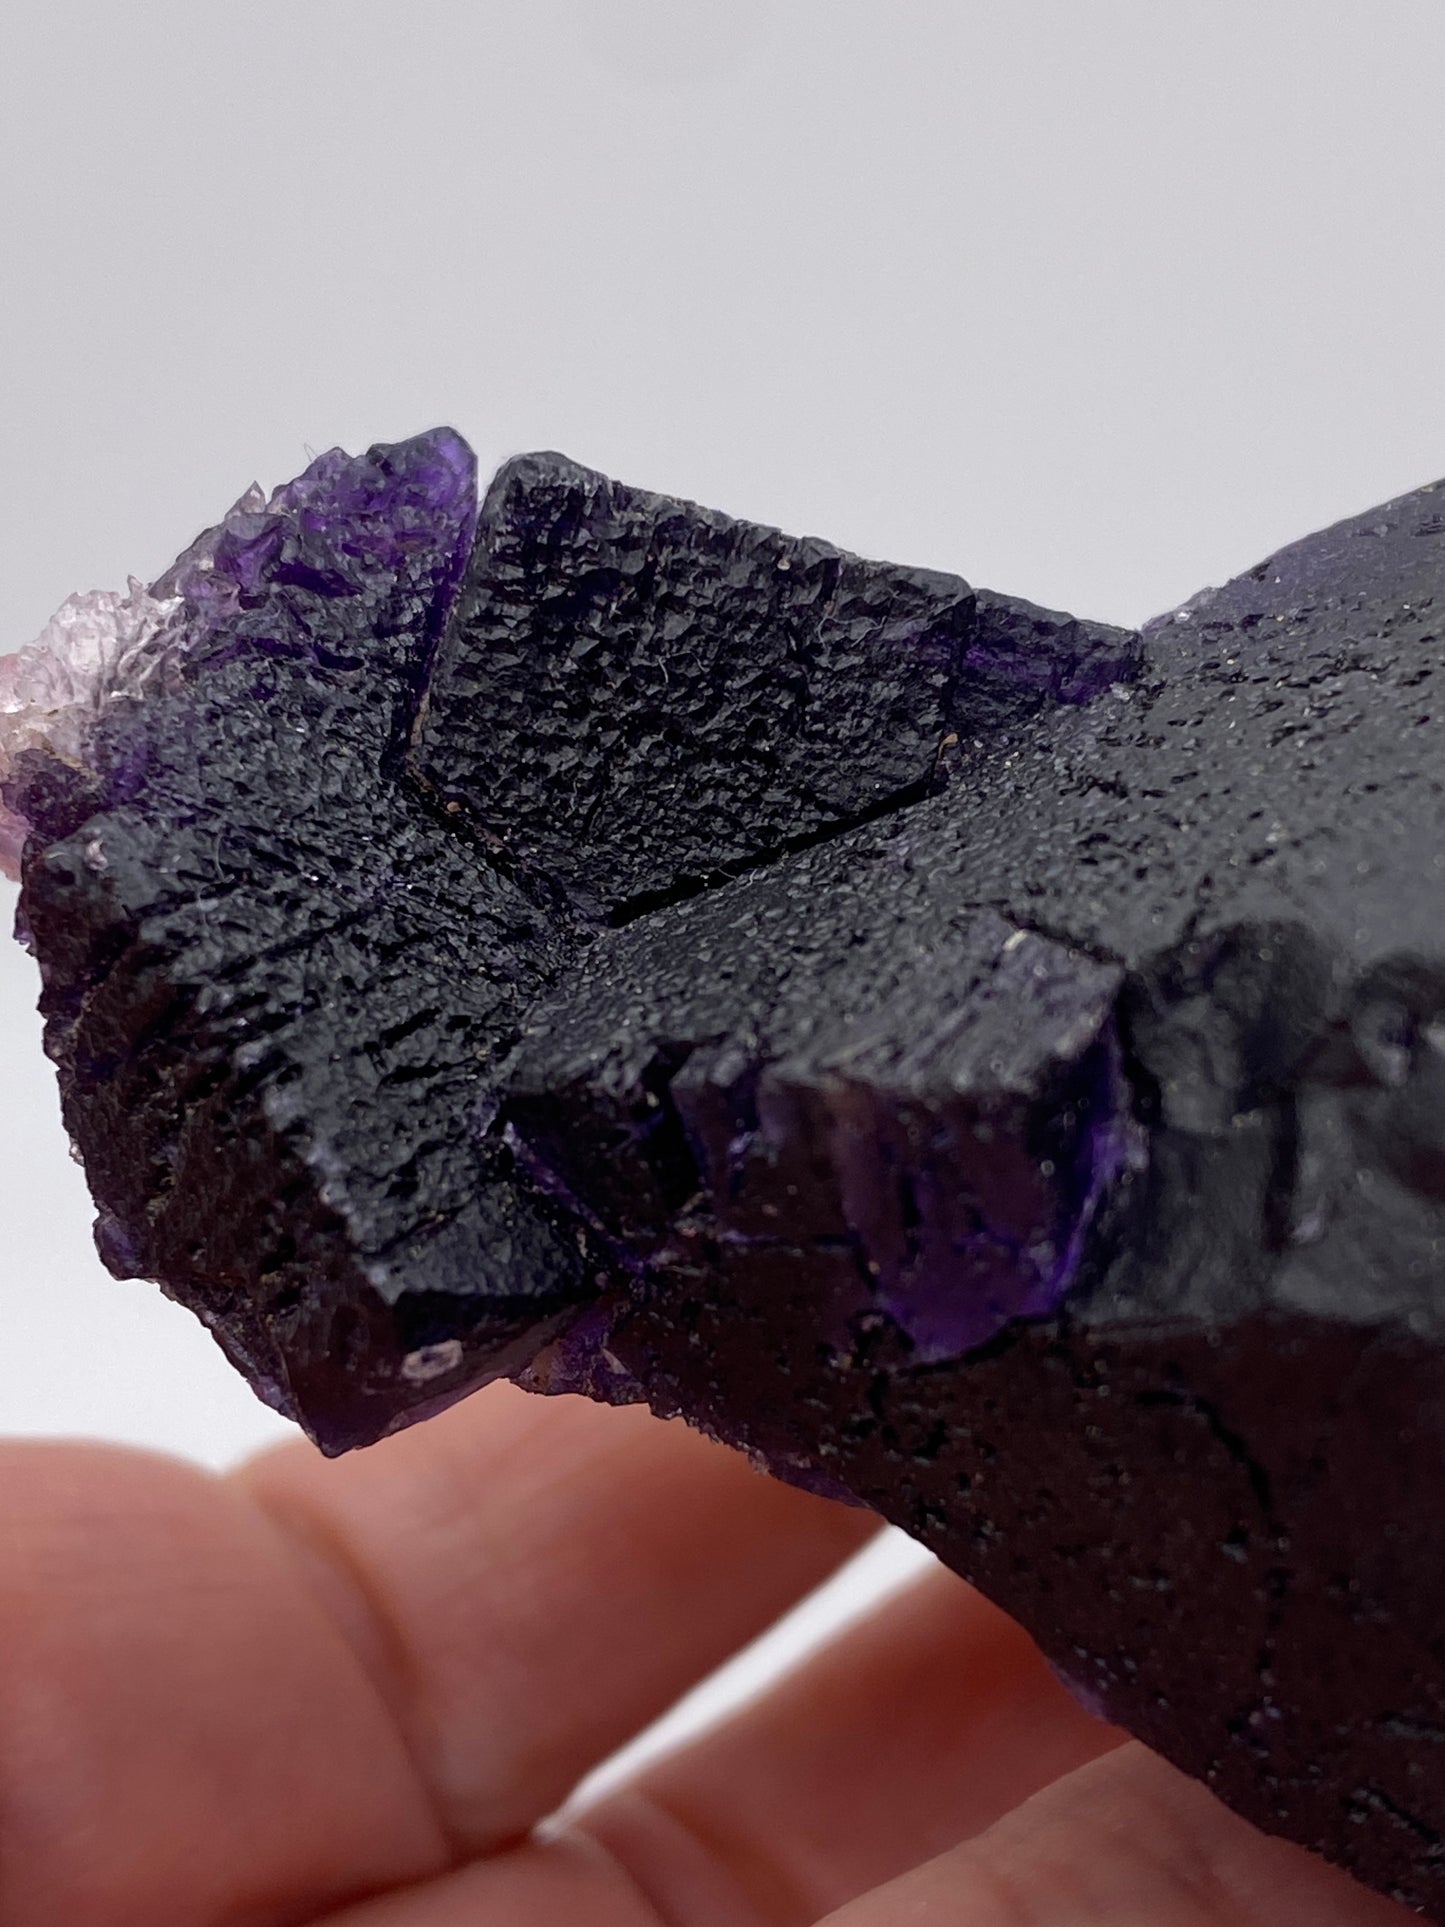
[883,1028,1138,1359]
[2,428,480,869]
[153,428,479,633]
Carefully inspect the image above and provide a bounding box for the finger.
[571,1562,1122,1925]
[311,1574,1383,1927]
[306,1834,667,1927]
[237,1381,876,1856]
[815,1740,1416,1927]
[312,1562,1119,1927]
[0,1441,449,1927]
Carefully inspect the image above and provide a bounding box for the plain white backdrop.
[3,0,1445,1741]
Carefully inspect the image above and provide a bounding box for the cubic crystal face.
[506,902,1134,1361]
[409,451,1137,917]
[3,432,1134,1450]
[8,431,1445,1908]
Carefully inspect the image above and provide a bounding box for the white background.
[3,0,1445,1713]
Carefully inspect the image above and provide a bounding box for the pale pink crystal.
[0,578,182,879]
[0,472,372,882]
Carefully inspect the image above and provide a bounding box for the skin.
[0,1382,1419,1927]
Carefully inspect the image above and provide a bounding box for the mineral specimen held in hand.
[6,431,1445,1910]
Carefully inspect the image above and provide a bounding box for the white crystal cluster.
[0,579,183,879]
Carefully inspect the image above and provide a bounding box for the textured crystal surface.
[8,432,1130,1447]
[507,904,1136,1360]
[12,431,1445,1908]
[410,453,1137,915]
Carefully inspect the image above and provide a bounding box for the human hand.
[0,1384,1416,1925]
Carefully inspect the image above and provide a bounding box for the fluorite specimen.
[6,430,1445,1909]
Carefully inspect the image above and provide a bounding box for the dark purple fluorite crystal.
[9,430,1445,1910]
